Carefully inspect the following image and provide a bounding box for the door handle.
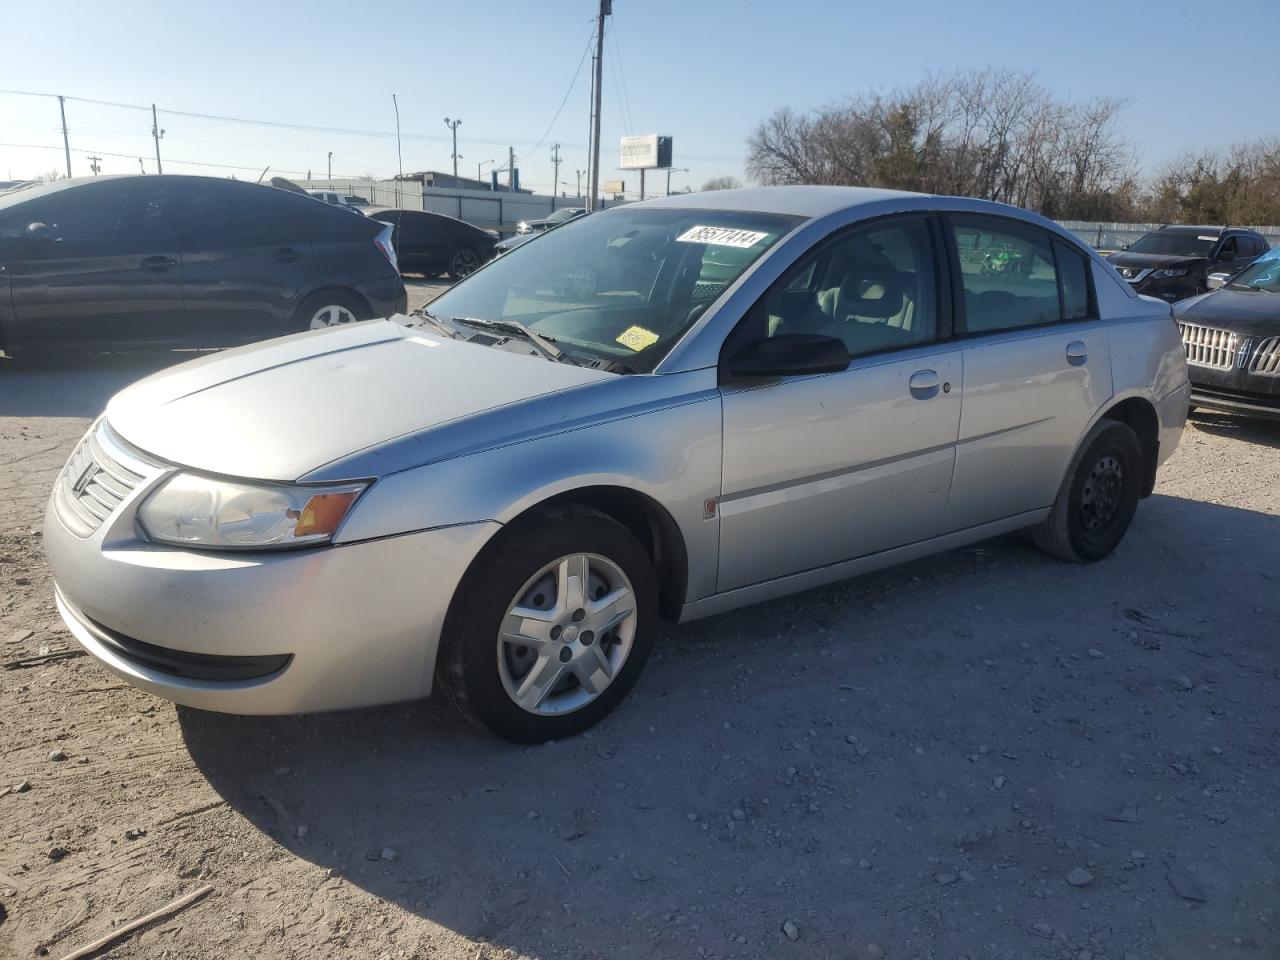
[1066,340,1088,366]
[141,255,176,272]
[274,247,300,263]
[908,369,941,399]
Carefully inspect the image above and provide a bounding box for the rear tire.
[1033,420,1144,563]
[293,290,369,333]
[447,248,482,280]
[437,505,658,742]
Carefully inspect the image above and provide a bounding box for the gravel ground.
[1,338,1278,960]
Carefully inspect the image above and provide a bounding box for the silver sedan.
[46,187,1190,741]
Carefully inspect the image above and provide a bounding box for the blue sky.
[2,0,1276,196]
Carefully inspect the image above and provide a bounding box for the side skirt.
[677,508,1051,624]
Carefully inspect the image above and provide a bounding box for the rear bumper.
[359,275,408,319]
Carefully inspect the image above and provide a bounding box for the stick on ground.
[56,884,214,960]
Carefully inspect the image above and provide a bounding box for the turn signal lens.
[294,491,360,538]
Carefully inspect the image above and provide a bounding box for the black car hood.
[1174,287,1280,337]
[1108,252,1205,271]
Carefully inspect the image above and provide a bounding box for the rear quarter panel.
[1105,289,1190,463]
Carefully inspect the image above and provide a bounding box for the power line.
[0,88,742,165]
[607,20,636,134]
[524,28,596,161]
[0,140,332,178]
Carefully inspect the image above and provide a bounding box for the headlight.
[1152,268,1188,279]
[138,473,368,549]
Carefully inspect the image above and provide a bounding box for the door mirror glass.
[726,334,850,379]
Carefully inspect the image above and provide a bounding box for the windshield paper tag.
[616,325,660,352]
[676,226,769,248]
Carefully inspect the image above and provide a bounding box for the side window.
[32,183,177,252]
[1053,239,1093,321]
[1217,236,1238,259]
[748,216,939,359]
[952,218,1061,333]
[184,185,314,247]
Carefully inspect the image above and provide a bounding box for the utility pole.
[137,157,145,174]
[587,0,610,212]
[88,155,102,175]
[550,143,561,207]
[576,169,584,197]
[478,158,494,186]
[327,151,332,180]
[443,117,462,180]
[151,104,164,174]
[665,167,688,196]
[58,95,71,178]
[508,146,516,192]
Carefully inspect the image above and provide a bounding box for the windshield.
[426,207,802,372]
[545,207,582,223]
[1227,248,1280,291]
[1127,231,1215,257]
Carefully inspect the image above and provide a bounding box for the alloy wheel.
[497,553,637,716]
[452,250,481,277]
[309,304,358,329]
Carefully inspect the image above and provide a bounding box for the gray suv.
[0,175,406,355]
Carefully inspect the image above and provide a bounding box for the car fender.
[331,382,724,604]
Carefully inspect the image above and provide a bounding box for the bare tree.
[745,69,1137,218]
[700,175,743,191]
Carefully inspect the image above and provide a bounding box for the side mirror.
[725,334,850,380]
[25,221,56,241]
[1206,272,1230,291]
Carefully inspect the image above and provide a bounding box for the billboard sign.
[620,134,672,169]
[603,179,626,195]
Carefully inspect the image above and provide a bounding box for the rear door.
[7,178,184,347]
[717,214,962,591]
[180,180,316,340]
[942,215,1112,530]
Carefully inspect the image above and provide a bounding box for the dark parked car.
[369,209,497,279]
[515,206,585,235]
[0,175,406,355]
[1174,247,1280,420]
[1107,225,1269,302]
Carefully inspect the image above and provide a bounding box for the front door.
[716,215,962,591]
[8,179,184,347]
[942,215,1114,530]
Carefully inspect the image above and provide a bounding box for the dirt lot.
[2,335,1278,960]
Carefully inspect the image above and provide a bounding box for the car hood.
[1174,287,1280,337]
[1107,252,1204,272]
[105,320,612,481]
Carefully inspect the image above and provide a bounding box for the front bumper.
[1186,358,1280,421]
[1129,275,1201,303]
[44,434,498,714]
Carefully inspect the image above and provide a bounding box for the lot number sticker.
[676,225,769,248]
[616,325,661,352]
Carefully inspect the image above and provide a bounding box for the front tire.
[437,505,658,742]
[1033,420,1144,563]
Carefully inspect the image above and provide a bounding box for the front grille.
[1178,321,1238,369]
[1250,336,1280,376]
[54,421,154,537]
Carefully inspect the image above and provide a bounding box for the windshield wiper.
[449,316,581,366]
[410,308,462,339]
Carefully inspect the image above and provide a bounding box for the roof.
[637,185,929,218]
